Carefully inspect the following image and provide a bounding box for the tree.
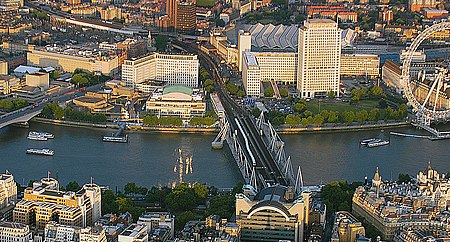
[193,183,208,201]
[369,108,380,121]
[327,91,336,99]
[252,108,261,117]
[155,35,168,52]
[285,114,300,127]
[379,99,388,109]
[124,183,139,194]
[343,111,355,123]
[102,189,118,214]
[264,87,274,97]
[66,181,81,192]
[328,111,339,123]
[355,110,369,123]
[175,211,195,231]
[279,88,289,97]
[314,114,325,126]
[237,90,245,98]
[370,86,383,97]
[226,82,238,95]
[215,19,225,27]
[303,110,313,118]
[206,195,235,219]
[321,181,362,216]
[398,173,412,184]
[203,79,213,86]
[294,102,306,113]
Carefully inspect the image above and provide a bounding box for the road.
[173,40,289,187]
[0,83,104,129]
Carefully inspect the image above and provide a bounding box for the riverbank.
[31,117,219,133]
[276,121,411,134]
[31,117,413,134]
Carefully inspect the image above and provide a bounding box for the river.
[0,122,449,189]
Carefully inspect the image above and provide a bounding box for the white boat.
[102,135,128,143]
[29,131,54,139]
[26,148,54,156]
[27,133,48,141]
[367,139,390,148]
[360,138,380,145]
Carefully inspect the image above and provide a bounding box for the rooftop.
[163,85,193,96]
[245,23,299,50]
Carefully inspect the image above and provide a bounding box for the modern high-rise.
[166,0,196,33]
[236,185,310,242]
[238,30,252,72]
[0,172,17,209]
[13,177,101,230]
[122,53,199,88]
[176,2,196,34]
[297,19,341,98]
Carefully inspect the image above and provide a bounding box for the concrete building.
[13,177,101,230]
[0,172,17,209]
[80,226,107,242]
[122,53,199,88]
[242,52,261,96]
[238,30,252,71]
[297,19,341,98]
[145,85,206,121]
[26,72,49,89]
[118,224,148,242]
[0,75,22,96]
[330,211,367,242]
[0,221,32,242]
[176,2,196,34]
[340,54,380,78]
[137,212,174,239]
[100,6,122,21]
[242,50,298,96]
[27,46,120,76]
[236,185,310,242]
[0,61,8,75]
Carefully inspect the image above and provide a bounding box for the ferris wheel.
[401,22,450,126]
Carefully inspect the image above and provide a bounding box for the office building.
[13,177,101,230]
[236,185,310,242]
[27,46,120,76]
[122,53,198,88]
[242,51,298,96]
[297,19,341,98]
[0,221,32,242]
[242,52,261,96]
[118,224,148,242]
[166,0,178,29]
[145,85,206,121]
[0,75,22,96]
[0,172,17,209]
[238,30,252,71]
[176,2,196,34]
[340,54,380,78]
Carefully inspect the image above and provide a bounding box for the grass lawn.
[197,0,215,7]
[305,99,380,114]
